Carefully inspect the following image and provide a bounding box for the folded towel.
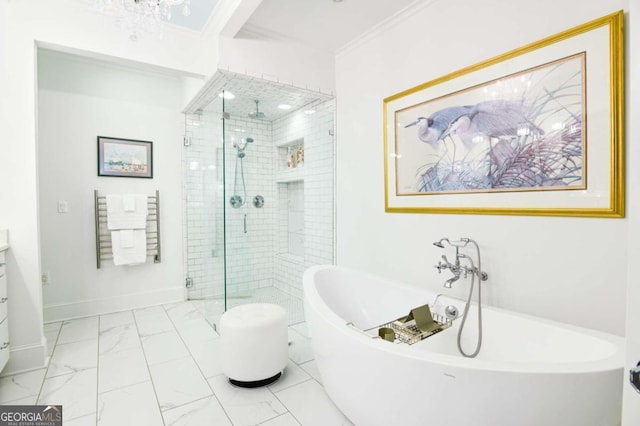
[122,194,136,212]
[119,229,135,248]
[106,194,148,230]
[111,229,146,266]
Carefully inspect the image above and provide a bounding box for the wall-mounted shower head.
[249,100,265,119]
[234,137,254,158]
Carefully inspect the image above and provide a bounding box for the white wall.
[37,49,185,321]
[0,0,212,374]
[218,34,335,95]
[335,0,628,336]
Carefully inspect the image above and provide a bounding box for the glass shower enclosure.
[183,71,335,328]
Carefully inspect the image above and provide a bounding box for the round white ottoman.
[220,303,288,388]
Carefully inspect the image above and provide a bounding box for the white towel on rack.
[119,229,135,248]
[122,194,136,212]
[106,194,148,230]
[111,230,147,265]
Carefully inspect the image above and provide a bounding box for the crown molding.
[335,0,442,59]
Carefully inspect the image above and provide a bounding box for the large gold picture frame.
[383,11,624,217]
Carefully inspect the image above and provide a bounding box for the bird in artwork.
[404,100,543,151]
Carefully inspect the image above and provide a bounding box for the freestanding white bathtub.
[303,265,624,426]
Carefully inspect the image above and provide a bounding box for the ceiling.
[184,70,334,120]
[244,0,417,52]
[169,0,219,31]
[168,0,417,52]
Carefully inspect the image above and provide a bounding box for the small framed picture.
[97,136,153,178]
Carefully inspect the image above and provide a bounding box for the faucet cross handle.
[434,261,447,273]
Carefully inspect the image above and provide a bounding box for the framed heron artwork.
[383,11,624,218]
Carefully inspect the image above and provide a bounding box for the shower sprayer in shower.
[233,137,254,158]
[230,137,254,210]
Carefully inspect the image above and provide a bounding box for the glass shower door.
[184,95,226,327]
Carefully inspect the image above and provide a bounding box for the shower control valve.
[253,195,265,208]
[230,195,244,208]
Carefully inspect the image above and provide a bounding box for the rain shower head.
[249,100,265,119]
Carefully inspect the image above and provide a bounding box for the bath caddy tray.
[377,304,452,345]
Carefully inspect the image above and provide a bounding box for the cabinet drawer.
[0,319,9,372]
[0,275,6,322]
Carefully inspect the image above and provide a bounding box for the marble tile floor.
[0,301,353,426]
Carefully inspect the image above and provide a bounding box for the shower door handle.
[243,214,247,234]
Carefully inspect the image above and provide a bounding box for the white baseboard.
[1,338,47,376]
[43,287,185,323]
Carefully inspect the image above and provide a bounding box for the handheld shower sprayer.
[234,137,255,159]
[433,238,449,248]
[433,237,473,248]
[230,136,256,209]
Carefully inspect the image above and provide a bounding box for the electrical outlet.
[57,200,68,213]
[41,272,50,285]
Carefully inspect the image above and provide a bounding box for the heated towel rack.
[94,190,161,269]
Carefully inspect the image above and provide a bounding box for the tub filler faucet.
[433,238,488,288]
[433,237,489,358]
[435,248,462,288]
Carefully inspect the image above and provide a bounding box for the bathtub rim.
[303,264,624,375]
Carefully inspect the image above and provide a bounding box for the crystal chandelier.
[96,0,191,41]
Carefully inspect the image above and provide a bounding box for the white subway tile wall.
[183,87,335,324]
[223,118,275,298]
[272,99,336,299]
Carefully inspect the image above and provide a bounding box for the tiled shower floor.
[0,301,352,425]
[194,286,306,328]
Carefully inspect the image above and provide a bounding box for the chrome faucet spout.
[444,276,458,288]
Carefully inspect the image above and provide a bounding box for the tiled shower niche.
[277,180,305,259]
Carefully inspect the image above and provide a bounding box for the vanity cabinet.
[0,250,9,372]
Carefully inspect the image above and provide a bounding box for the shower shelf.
[275,137,304,148]
[275,168,304,183]
[275,253,304,264]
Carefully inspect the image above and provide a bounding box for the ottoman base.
[228,372,282,388]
